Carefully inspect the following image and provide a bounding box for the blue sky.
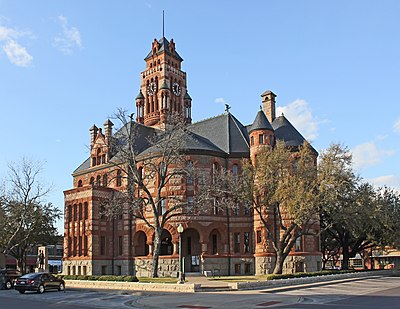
[1,0,400,233]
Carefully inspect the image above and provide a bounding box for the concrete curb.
[230,270,393,290]
[65,270,393,293]
[65,279,200,292]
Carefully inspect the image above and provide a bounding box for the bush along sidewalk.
[57,275,138,282]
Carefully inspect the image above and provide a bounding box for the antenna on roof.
[162,10,165,38]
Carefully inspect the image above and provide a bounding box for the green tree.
[318,144,398,270]
[243,141,320,274]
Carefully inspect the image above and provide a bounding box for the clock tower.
[135,37,192,128]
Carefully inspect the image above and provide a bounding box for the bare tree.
[242,141,320,274]
[102,110,206,277]
[0,158,60,272]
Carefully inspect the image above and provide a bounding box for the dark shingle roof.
[272,115,307,147]
[145,37,183,61]
[139,130,225,157]
[189,112,249,156]
[249,109,274,132]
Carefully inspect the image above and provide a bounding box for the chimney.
[89,125,98,149]
[103,119,114,147]
[261,90,277,123]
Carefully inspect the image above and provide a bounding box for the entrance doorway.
[181,228,201,272]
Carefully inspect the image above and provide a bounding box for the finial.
[259,105,262,111]
[129,113,135,121]
[225,104,231,112]
[162,10,165,38]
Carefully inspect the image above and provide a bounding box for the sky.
[1,0,400,234]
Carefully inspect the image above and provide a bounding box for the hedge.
[58,274,139,282]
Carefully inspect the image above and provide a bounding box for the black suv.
[0,269,21,290]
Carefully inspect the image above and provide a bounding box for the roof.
[139,130,225,157]
[145,37,183,61]
[189,112,249,156]
[272,114,307,147]
[135,90,144,100]
[249,109,274,132]
[73,109,316,174]
[184,91,192,100]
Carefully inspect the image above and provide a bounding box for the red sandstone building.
[63,35,321,277]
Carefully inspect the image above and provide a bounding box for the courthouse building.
[63,34,321,277]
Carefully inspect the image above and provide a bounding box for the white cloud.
[352,141,395,171]
[53,15,82,55]
[0,25,33,67]
[215,97,227,105]
[393,118,400,133]
[2,39,33,67]
[276,99,321,142]
[369,175,400,192]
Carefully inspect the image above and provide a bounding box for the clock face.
[147,82,157,95]
[172,82,181,96]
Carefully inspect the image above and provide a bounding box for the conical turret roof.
[249,109,274,133]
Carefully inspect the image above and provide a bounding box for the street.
[0,275,399,308]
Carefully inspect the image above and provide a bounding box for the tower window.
[116,170,122,187]
[259,134,264,144]
[250,136,254,146]
[77,180,82,187]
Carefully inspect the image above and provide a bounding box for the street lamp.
[177,223,184,284]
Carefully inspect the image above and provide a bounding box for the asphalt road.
[1,275,399,309]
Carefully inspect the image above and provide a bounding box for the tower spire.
[162,10,165,38]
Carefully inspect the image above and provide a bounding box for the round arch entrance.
[181,228,201,273]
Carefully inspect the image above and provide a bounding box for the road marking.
[256,301,282,307]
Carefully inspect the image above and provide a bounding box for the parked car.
[14,272,65,294]
[0,269,21,290]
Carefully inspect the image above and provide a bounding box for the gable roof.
[145,37,183,61]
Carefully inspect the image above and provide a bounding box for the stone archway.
[160,229,173,256]
[181,228,201,273]
[134,231,149,256]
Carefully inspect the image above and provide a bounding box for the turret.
[184,90,192,124]
[136,90,145,124]
[249,107,275,163]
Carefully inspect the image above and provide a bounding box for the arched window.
[92,157,96,167]
[96,175,101,186]
[77,179,83,187]
[103,174,108,187]
[116,170,122,187]
[89,177,94,186]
